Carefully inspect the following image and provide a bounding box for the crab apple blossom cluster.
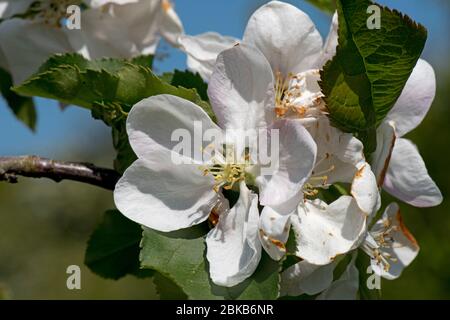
[0,0,442,299]
[112,1,442,297]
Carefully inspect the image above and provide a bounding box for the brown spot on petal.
[313,97,322,105]
[275,106,287,117]
[377,131,396,187]
[272,239,286,250]
[259,229,286,251]
[295,106,306,116]
[355,164,366,179]
[208,208,220,227]
[395,210,419,249]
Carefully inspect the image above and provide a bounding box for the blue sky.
[1,0,448,158]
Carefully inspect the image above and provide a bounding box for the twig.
[0,156,121,190]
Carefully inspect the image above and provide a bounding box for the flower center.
[362,217,399,272]
[31,0,80,27]
[303,153,335,197]
[200,144,252,193]
[274,70,327,120]
[203,163,246,192]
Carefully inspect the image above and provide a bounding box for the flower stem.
[0,155,120,190]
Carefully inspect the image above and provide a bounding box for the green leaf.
[85,210,153,280]
[162,69,215,121]
[0,67,37,131]
[112,121,137,174]
[306,0,336,14]
[13,53,206,113]
[320,0,427,153]
[170,70,208,101]
[130,55,154,69]
[140,225,280,300]
[153,273,188,300]
[38,52,152,74]
[18,54,211,173]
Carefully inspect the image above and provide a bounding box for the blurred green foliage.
[0,144,158,299]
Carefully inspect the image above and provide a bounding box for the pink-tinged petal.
[384,138,442,207]
[208,43,275,130]
[386,59,436,137]
[206,182,262,287]
[243,1,322,76]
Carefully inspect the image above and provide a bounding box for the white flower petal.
[243,0,323,76]
[281,260,336,296]
[86,0,139,8]
[68,0,167,59]
[334,133,365,168]
[206,182,262,287]
[372,121,396,187]
[114,157,217,232]
[0,0,33,19]
[127,94,221,163]
[292,196,366,265]
[307,117,365,184]
[258,119,317,207]
[386,59,436,137]
[384,138,442,207]
[317,11,338,67]
[317,254,359,300]
[369,203,419,280]
[159,0,184,47]
[258,206,291,261]
[350,162,380,217]
[178,32,238,81]
[0,19,73,84]
[208,43,275,130]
